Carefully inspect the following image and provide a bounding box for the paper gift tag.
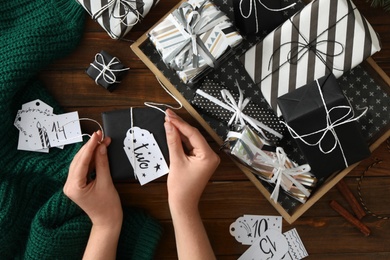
[28,111,82,149]
[123,126,169,185]
[14,99,54,152]
[14,100,83,151]
[283,228,309,260]
[238,229,289,260]
[230,215,282,245]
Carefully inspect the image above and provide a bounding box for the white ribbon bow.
[195,81,283,140]
[282,79,368,168]
[239,0,296,33]
[227,131,311,203]
[90,53,130,85]
[268,147,311,202]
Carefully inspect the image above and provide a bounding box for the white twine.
[57,118,105,144]
[90,53,130,85]
[239,0,296,33]
[281,79,368,168]
[144,76,183,115]
[195,81,283,140]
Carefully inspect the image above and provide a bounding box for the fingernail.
[99,144,107,155]
[167,109,178,118]
[164,122,173,133]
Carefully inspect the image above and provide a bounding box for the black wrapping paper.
[277,74,371,181]
[101,107,169,181]
[233,0,293,35]
[86,50,129,92]
[192,78,286,144]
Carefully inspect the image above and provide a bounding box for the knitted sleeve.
[22,192,163,260]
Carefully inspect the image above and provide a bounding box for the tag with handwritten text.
[238,229,289,260]
[14,99,83,152]
[230,215,282,245]
[123,126,169,185]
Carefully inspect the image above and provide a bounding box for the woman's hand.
[164,109,220,213]
[63,130,122,227]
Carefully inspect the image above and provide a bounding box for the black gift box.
[277,74,371,181]
[233,0,292,35]
[86,50,129,92]
[102,107,169,181]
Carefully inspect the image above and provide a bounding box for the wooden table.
[40,0,390,259]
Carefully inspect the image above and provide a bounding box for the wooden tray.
[131,0,390,223]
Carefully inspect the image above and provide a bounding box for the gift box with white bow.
[148,0,243,84]
[277,73,371,182]
[222,125,317,203]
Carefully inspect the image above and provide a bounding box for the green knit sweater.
[0,0,162,259]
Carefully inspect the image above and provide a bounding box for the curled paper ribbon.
[228,130,311,203]
[195,80,283,140]
[282,79,368,168]
[90,53,130,85]
[165,1,227,69]
[239,0,296,34]
[92,0,144,28]
[268,147,311,203]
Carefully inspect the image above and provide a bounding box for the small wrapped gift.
[77,0,159,39]
[240,0,381,116]
[222,125,316,203]
[192,78,284,144]
[102,107,169,184]
[86,50,129,92]
[277,74,371,181]
[148,0,243,84]
[233,0,297,35]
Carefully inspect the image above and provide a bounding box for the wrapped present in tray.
[192,78,285,144]
[240,0,381,116]
[148,0,243,85]
[277,73,371,182]
[77,0,159,39]
[222,125,317,203]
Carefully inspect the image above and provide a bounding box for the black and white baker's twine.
[357,138,390,220]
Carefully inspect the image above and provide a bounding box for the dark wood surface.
[39,0,390,259]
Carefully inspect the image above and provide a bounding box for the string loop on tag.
[58,118,105,144]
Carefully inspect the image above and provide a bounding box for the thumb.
[164,121,185,163]
[94,143,112,182]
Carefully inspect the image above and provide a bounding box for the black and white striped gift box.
[240,0,381,116]
[77,0,159,39]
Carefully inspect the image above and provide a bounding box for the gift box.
[277,73,371,181]
[77,0,159,39]
[86,50,129,92]
[233,0,297,35]
[102,107,169,184]
[240,0,381,116]
[192,78,285,144]
[148,0,243,85]
[222,125,317,203]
